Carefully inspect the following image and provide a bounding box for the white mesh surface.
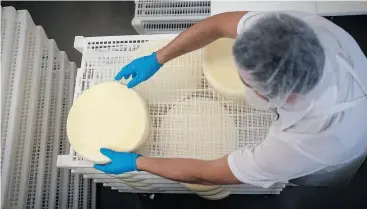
[8,24,45,209]
[133,18,200,34]
[1,7,16,122]
[51,57,76,209]
[40,51,64,209]
[2,6,93,209]
[76,174,84,209]
[56,62,77,209]
[26,40,55,209]
[1,7,6,54]
[67,174,77,209]
[1,10,37,208]
[134,0,210,17]
[1,11,25,167]
[87,180,94,209]
[144,20,197,33]
[8,25,37,209]
[132,1,210,34]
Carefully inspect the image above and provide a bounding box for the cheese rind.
[203,38,246,101]
[67,82,150,163]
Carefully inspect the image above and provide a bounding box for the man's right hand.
[115,52,163,88]
[93,148,140,175]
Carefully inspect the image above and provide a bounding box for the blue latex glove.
[93,148,140,174]
[115,52,163,88]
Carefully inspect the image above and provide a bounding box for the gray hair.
[233,13,325,102]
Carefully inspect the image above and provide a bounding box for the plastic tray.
[1,9,37,208]
[50,59,77,209]
[132,18,199,34]
[8,25,46,209]
[56,61,77,209]
[26,39,58,209]
[134,0,210,18]
[2,6,94,209]
[132,1,210,34]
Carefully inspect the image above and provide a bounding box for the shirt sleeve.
[227,132,328,188]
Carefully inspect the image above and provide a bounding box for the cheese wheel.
[182,183,220,192]
[123,181,151,188]
[110,173,135,179]
[67,82,150,163]
[130,185,157,191]
[158,97,236,160]
[128,40,202,102]
[203,38,246,101]
[119,177,144,183]
[199,190,231,200]
[196,187,224,196]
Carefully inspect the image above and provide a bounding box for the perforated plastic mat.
[132,0,210,34]
[134,0,210,17]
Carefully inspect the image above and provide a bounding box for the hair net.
[233,12,325,106]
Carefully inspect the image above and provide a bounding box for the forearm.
[136,155,240,185]
[156,11,246,64]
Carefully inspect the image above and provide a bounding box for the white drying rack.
[57,34,285,196]
[1,7,95,209]
[132,0,210,34]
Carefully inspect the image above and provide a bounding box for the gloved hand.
[93,148,140,174]
[115,52,163,88]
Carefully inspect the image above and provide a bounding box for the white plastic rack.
[132,0,210,34]
[1,7,95,209]
[57,34,285,198]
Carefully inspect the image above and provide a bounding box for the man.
[94,11,367,187]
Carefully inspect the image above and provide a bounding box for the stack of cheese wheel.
[158,97,235,199]
[122,180,157,191]
[182,183,231,200]
[67,82,151,163]
[115,174,157,191]
[203,38,246,101]
[128,40,202,103]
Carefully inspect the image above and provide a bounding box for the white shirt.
[228,11,367,188]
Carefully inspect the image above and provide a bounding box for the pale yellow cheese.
[199,190,231,200]
[67,82,150,164]
[195,187,224,196]
[182,183,220,192]
[203,38,246,101]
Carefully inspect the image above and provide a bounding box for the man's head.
[233,13,325,106]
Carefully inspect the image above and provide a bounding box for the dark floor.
[1,1,137,66]
[2,1,366,209]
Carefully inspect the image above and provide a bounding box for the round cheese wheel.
[110,173,135,179]
[196,187,224,196]
[67,82,150,163]
[203,38,246,101]
[130,185,157,191]
[128,40,202,102]
[120,177,144,183]
[123,181,151,188]
[158,97,236,160]
[182,183,219,192]
[199,190,231,200]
